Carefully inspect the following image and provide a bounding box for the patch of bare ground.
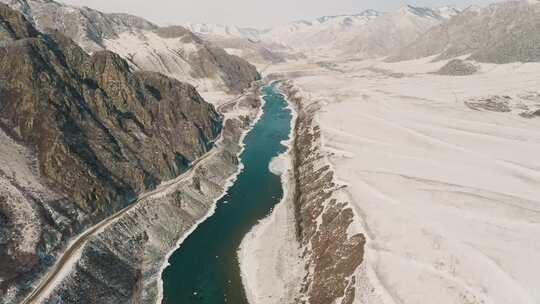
[465,96,512,113]
[284,83,366,304]
[465,92,540,118]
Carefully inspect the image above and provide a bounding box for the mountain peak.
[395,4,458,20]
[462,4,483,14]
[354,9,383,17]
[397,5,438,18]
[313,9,382,24]
[435,5,460,19]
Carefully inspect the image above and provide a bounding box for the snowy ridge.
[390,0,540,63]
[239,6,457,59]
[185,22,261,41]
[184,5,460,62]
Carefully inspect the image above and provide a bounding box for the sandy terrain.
[246,57,540,304]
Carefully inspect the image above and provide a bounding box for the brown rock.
[0,3,221,294]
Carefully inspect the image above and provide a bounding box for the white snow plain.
[257,58,540,304]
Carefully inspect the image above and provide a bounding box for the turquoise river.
[162,82,293,303]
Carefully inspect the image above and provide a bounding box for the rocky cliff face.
[43,91,261,304]
[390,0,540,63]
[284,83,366,304]
[0,0,260,93]
[0,4,222,301]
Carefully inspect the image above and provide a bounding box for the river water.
[161,82,292,304]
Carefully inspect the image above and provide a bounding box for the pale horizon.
[59,0,502,29]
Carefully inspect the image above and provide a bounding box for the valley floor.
[243,57,540,304]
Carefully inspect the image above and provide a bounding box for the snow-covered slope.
[185,23,261,41]
[0,0,259,93]
[185,23,294,65]
[260,10,381,57]
[341,6,459,58]
[100,25,260,93]
[390,0,540,63]
[262,54,540,304]
[184,6,459,62]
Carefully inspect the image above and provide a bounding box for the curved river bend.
[162,82,292,303]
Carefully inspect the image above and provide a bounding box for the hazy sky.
[60,0,499,28]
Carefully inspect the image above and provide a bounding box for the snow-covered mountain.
[390,0,540,63]
[340,5,459,58]
[259,10,382,56]
[254,6,459,59]
[184,24,287,65]
[185,6,459,61]
[186,23,261,41]
[0,0,259,93]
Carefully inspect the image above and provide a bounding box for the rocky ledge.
[283,82,366,304]
[435,59,479,76]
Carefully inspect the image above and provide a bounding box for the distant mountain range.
[186,6,460,60]
[187,1,540,64]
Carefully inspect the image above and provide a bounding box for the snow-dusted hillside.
[341,6,459,59]
[185,23,295,65]
[185,23,261,41]
[258,6,458,59]
[0,0,259,93]
[184,6,458,61]
[260,10,382,57]
[391,0,540,63]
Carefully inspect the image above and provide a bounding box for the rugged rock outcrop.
[284,83,366,304]
[390,0,540,63]
[43,84,262,304]
[464,92,540,118]
[0,0,260,93]
[0,5,222,302]
[435,59,479,75]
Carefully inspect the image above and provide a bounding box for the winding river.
[161,82,292,303]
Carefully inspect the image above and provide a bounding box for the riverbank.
[160,81,293,303]
[37,84,265,304]
[238,80,367,304]
[286,82,367,304]
[238,83,303,304]
[155,85,268,304]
